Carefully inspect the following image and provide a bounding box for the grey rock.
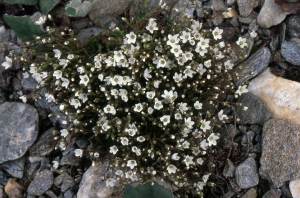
[54,174,64,187]
[232,47,271,86]
[220,124,240,149]
[237,0,255,17]
[212,0,227,11]
[0,187,3,198]
[30,128,59,157]
[285,14,300,40]
[88,0,133,27]
[229,36,254,64]
[60,144,81,166]
[262,189,281,198]
[241,131,255,149]
[281,41,300,66]
[235,157,259,189]
[226,0,236,6]
[253,143,262,153]
[3,156,26,179]
[12,77,22,91]
[236,92,271,125]
[229,178,242,192]
[230,16,239,27]
[224,190,235,198]
[257,0,287,28]
[21,78,38,92]
[64,189,75,198]
[0,29,18,43]
[250,125,262,135]
[72,18,91,34]
[76,139,89,149]
[131,0,179,17]
[27,170,53,196]
[77,27,105,44]
[26,162,40,180]
[281,182,293,198]
[260,119,300,188]
[0,102,38,163]
[45,190,58,198]
[238,12,258,24]
[212,13,224,26]
[269,36,279,52]
[223,159,235,178]
[171,0,202,22]
[61,174,76,193]
[5,178,23,198]
[241,188,257,198]
[0,171,6,186]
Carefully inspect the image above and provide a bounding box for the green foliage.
[4,0,38,5]
[3,15,45,41]
[39,0,61,14]
[123,182,173,198]
[65,0,92,17]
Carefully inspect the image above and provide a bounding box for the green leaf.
[3,15,45,41]
[4,0,38,5]
[123,182,173,198]
[39,0,61,14]
[65,0,92,17]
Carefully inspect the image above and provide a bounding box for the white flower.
[200,139,209,150]
[161,90,177,103]
[198,63,207,75]
[143,68,152,81]
[53,70,62,79]
[148,107,154,114]
[120,137,129,145]
[23,72,30,79]
[160,115,170,126]
[94,152,99,158]
[154,98,163,110]
[194,101,202,109]
[198,37,209,49]
[78,93,88,103]
[195,46,208,56]
[157,58,167,68]
[59,59,69,68]
[196,181,206,190]
[104,104,116,115]
[167,34,179,47]
[212,27,223,40]
[146,91,155,99]
[180,31,192,43]
[197,158,204,165]
[127,160,137,169]
[110,145,118,155]
[137,136,145,142]
[115,170,123,176]
[172,153,180,160]
[236,85,248,96]
[208,133,219,146]
[70,98,81,109]
[2,56,12,69]
[183,155,194,167]
[154,80,161,88]
[236,37,248,48]
[67,54,74,60]
[218,110,228,121]
[183,67,196,78]
[134,103,143,112]
[132,146,141,156]
[191,20,202,32]
[224,60,234,70]
[184,51,193,60]
[204,59,211,68]
[146,20,158,34]
[173,72,183,83]
[53,49,61,59]
[34,15,47,25]
[170,44,182,57]
[106,178,117,187]
[59,142,66,150]
[60,129,69,138]
[179,102,188,113]
[200,119,211,132]
[167,164,177,174]
[61,77,69,88]
[79,74,89,86]
[182,140,190,149]
[126,31,137,44]
[184,117,194,129]
[19,95,27,103]
[52,161,59,169]
[74,149,83,157]
[174,113,182,120]
[203,174,210,183]
[250,31,257,38]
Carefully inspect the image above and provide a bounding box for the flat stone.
[229,36,254,64]
[238,11,258,24]
[260,119,300,188]
[262,189,281,198]
[281,41,300,66]
[237,0,255,17]
[241,188,257,198]
[3,156,26,178]
[223,159,235,178]
[30,128,59,157]
[236,92,271,125]
[27,170,53,196]
[0,102,38,163]
[4,178,23,198]
[61,174,76,193]
[232,47,271,87]
[286,14,300,40]
[290,178,300,198]
[77,27,105,44]
[248,68,300,126]
[235,157,259,189]
[21,78,37,92]
[212,0,227,11]
[257,0,287,28]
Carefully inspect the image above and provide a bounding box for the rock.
[171,0,202,21]
[60,144,81,166]
[229,36,254,64]
[89,0,133,27]
[232,47,271,86]
[229,178,242,192]
[30,128,59,157]
[21,78,37,92]
[290,177,300,198]
[230,16,239,27]
[61,174,76,193]
[226,0,236,6]
[0,102,38,163]
[238,11,258,24]
[219,124,240,149]
[241,131,255,149]
[4,178,23,198]
[12,77,22,91]
[286,14,300,40]
[72,18,91,34]
[27,170,53,196]
[131,0,179,15]
[212,13,224,26]
[248,68,300,126]
[64,189,75,198]
[262,189,281,198]
[237,0,255,17]
[281,182,293,198]
[26,162,40,180]
[223,159,235,178]
[77,27,105,44]
[3,156,26,179]
[236,92,271,125]
[257,0,287,28]
[224,190,235,198]
[212,0,227,11]
[260,119,300,188]
[241,188,257,198]
[77,160,115,198]
[0,29,18,43]
[45,190,58,198]
[281,41,300,66]
[235,157,259,189]
[76,139,89,149]
[0,171,6,186]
